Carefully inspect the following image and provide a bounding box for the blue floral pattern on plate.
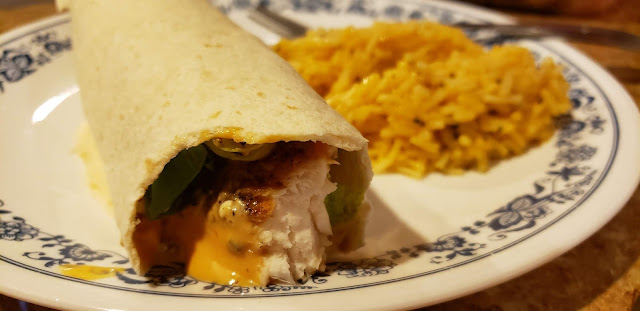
[0,0,617,297]
[0,31,70,93]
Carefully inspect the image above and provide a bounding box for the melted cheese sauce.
[134,200,264,286]
[59,264,125,280]
[73,123,113,215]
[186,212,264,286]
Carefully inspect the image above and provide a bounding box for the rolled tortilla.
[60,0,372,285]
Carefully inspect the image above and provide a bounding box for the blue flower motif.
[262,284,314,292]
[31,33,53,44]
[333,258,395,277]
[290,0,333,12]
[426,236,466,252]
[555,145,597,164]
[556,120,587,147]
[0,31,72,94]
[58,243,111,262]
[507,194,538,211]
[488,210,523,230]
[0,50,35,82]
[588,116,605,133]
[487,195,539,230]
[384,5,403,18]
[548,166,583,181]
[150,265,199,287]
[44,40,70,55]
[347,0,367,14]
[569,88,594,108]
[438,11,454,24]
[522,206,550,219]
[408,10,423,19]
[561,120,586,136]
[564,71,581,83]
[0,218,39,241]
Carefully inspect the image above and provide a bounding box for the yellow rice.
[275,21,571,177]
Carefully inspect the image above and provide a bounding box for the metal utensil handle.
[249,5,640,52]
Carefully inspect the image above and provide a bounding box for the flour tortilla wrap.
[59,0,372,284]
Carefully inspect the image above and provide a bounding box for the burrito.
[59,0,373,285]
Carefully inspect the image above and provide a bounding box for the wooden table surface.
[0,1,638,310]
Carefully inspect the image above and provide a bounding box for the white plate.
[1,1,639,310]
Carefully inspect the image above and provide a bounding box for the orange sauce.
[59,264,125,281]
[133,201,264,286]
[186,218,263,286]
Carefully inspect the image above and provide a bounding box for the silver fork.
[248,4,640,51]
[248,5,308,39]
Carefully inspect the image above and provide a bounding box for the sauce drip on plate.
[59,264,125,281]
